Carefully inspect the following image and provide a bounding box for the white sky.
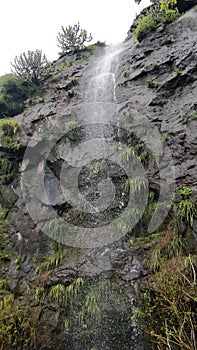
[0,0,150,76]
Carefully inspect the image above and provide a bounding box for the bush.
[57,22,93,54]
[139,255,197,350]
[0,74,39,117]
[134,0,180,42]
[134,14,158,42]
[177,187,197,227]
[0,75,25,117]
[137,220,197,350]
[11,49,49,85]
[0,294,34,350]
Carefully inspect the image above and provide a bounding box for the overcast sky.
[0,0,150,76]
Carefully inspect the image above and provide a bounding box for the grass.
[133,0,180,42]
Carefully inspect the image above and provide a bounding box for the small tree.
[11,50,49,85]
[57,22,93,54]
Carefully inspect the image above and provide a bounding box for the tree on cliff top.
[11,50,49,85]
[57,22,93,54]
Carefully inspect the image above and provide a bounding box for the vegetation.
[183,112,197,124]
[134,14,158,42]
[163,34,175,44]
[0,74,33,117]
[35,277,122,329]
[35,242,64,277]
[133,0,180,42]
[150,61,159,70]
[57,22,93,54]
[134,183,197,350]
[177,187,197,227]
[147,79,159,88]
[122,70,130,78]
[11,49,49,85]
[119,142,148,165]
[125,176,148,193]
[0,25,100,118]
[0,119,21,153]
[0,118,20,136]
[0,208,12,262]
[0,293,34,350]
[172,68,182,78]
[139,252,197,350]
[0,119,21,184]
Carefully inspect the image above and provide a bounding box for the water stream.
[85,44,123,103]
[71,44,148,350]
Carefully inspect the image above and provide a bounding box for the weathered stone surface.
[116,6,197,192]
[177,0,197,12]
[1,7,197,350]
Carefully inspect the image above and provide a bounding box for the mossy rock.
[0,184,18,209]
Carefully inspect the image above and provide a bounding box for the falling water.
[73,44,149,350]
[84,43,123,103]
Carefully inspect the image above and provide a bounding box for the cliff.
[0,3,197,350]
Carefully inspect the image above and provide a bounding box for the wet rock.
[0,7,196,350]
[116,6,197,191]
[177,0,197,12]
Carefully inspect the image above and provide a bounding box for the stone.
[1,7,197,349]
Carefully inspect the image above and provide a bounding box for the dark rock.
[1,6,197,350]
[177,0,197,12]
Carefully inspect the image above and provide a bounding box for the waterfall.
[84,44,123,103]
[71,44,149,350]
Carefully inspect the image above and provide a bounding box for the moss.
[147,79,159,88]
[183,112,197,124]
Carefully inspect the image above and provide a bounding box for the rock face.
[0,5,197,350]
[118,6,197,191]
[177,0,197,12]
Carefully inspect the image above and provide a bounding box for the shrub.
[0,75,25,117]
[139,254,197,350]
[134,0,180,42]
[0,67,47,117]
[136,218,197,350]
[0,294,33,349]
[134,14,158,42]
[0,118,20,136]
[177,187,197,227]
[11,49,49,85]
[57,22,93,54]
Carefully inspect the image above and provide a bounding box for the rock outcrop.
[0,4,197,350]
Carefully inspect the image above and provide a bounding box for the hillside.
[0,2,196,349]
